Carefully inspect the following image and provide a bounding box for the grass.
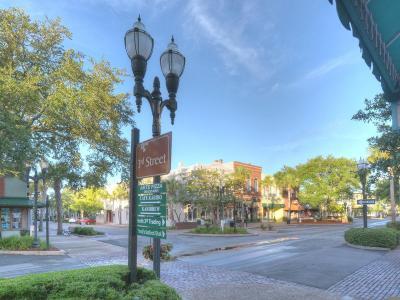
[0,265,181,300]
[386,221,400,231]
[71,226,104,236]
[0,236,47,250]
[190,226,248,234]
[344,227,400,249]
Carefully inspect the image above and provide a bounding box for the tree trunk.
[54,178,63,235]
[390,175,396,223]
[287,187,292,224]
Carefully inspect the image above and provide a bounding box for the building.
[166,159,263,223]
[261,174,285,222]
[0,176,44,238]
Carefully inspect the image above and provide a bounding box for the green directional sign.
[137,226,166,239]
[137,215,167,227]
[137,193,166,205]
[137,204,166,216]
[138,183,166,195]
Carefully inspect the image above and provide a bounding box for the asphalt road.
[178,218,388,289]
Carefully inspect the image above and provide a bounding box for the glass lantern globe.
[160,37,186,78]
[125,16,154,61]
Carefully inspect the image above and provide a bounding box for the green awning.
[0,198,46,208]
[329,0,400,96]
[263,203,285,209]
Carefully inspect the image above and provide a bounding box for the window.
[12,208,21,230]
[254,178,258,193]
[246,179,251,192]
[1,208,10,230]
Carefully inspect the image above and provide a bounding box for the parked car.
[78,218,96,225]
[68,218,77,224]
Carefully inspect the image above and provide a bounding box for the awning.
[0,198,46,208]
[329,0,400,129]
[263,203,285,209]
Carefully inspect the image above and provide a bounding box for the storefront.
[0,177,43,238]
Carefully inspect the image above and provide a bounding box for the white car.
[68,218,77,223]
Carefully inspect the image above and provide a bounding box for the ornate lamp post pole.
[125,16,185,278]
[357,158,370,229]
[25,160,48,248]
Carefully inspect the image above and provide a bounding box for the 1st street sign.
[137,204,166,216]
[136,132,172,178]
[137,215,166,227]
[357,199,376,205]
[137,193,166,205]
[138,183,166,194]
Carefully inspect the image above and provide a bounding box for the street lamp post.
[219,181,225,230]
[125,16,185,279]
[357,158,370,229]
[25,160,48,248]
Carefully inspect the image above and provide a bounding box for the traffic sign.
[137,226,166,239]
[357,199,376,205]
[137,215,167,227]
[137,204,166,216]
[138,183,166,194]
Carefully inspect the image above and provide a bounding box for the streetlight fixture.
[125,16,185,279]
[25,160,49,248]
[357,158,370,228]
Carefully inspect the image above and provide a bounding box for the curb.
[345,242,390,251]
[0,249,66,256]
[180,232,258,237]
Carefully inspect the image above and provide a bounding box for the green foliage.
[344,228,399,249]
[70,187,106,217]
[72,227,103,236]
[0,236,47,250]
[0,265,180,300]
[142,243,173,261]
[386,221,400,231]
[190,226,248,234]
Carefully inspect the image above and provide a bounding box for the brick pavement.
[328,249,400,300]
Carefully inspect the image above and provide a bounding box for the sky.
[1,0,382,179]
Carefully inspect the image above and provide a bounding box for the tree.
[353,94,400,221]
[70,188,106,218]
[164,177,187,223]
[261,175,274,222]
[0,8,134,234]
[296,156,358,218]
[274,166,300,224]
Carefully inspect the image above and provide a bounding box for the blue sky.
[2,0,381,177]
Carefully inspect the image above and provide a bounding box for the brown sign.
[136,132,172,178]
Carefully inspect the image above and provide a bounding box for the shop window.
[1,208,10,230]
[254,178,258,193]
[246,179,251,192]
[12,208,22,229]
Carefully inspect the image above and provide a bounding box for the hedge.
[0,236,47,250]
[386,221,400,231]
[344,228,400,249]
[191,226,248,234]
[0,265,181,300]
[72,226,104,236]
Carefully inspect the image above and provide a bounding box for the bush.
[344,228,400,249]
[143,243,173,261]
[190,226,248,234]
[260,222,274,231]
[0,265,180,300]
[72,226,104,236]
[0,236,47,250]
[386,221,400,231]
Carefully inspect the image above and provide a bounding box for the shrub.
[386,221,400,231]
[143,243,173,261]
[0,265,180,300]
[344,228,400,249]
[190,226,248,234]
[260,222,274,231]
[0,236,47,250]
[72,226,104,236]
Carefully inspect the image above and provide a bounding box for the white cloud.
[184,0,271,79]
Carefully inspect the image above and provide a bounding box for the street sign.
[136,132,172,178]
[357,199,376,205]
[137,204,166,216]
[138,183,166,194]
[137,193,167,204]
[137,227,166,239]
[137,215,167,227]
